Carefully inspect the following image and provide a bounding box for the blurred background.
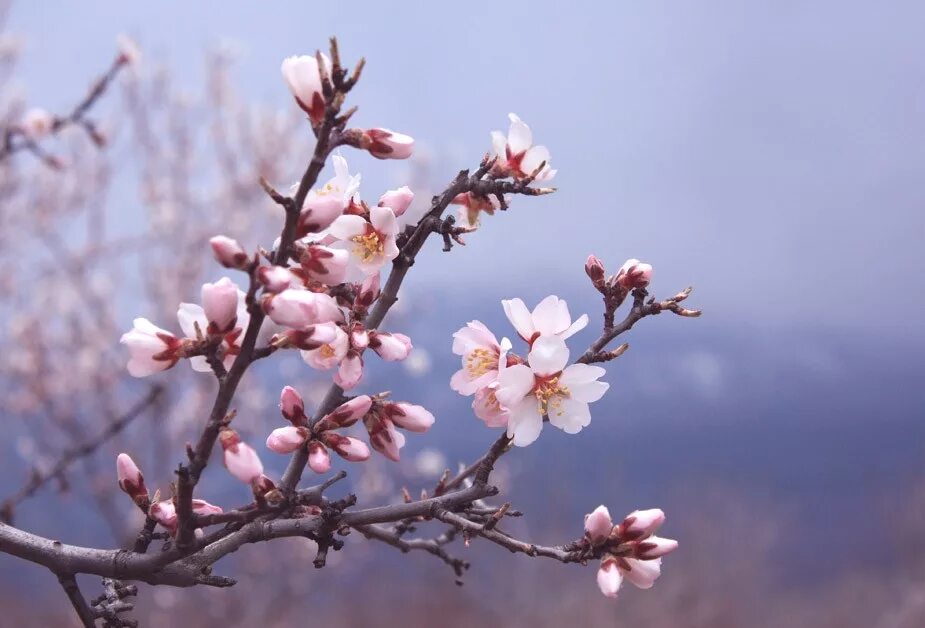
[1,1,924,626]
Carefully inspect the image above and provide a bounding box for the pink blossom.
[209,235,249,269]
[472,382,509,427]
[496,336,609,447]
[264,288,343,329]
[584,505,614,545]
[279,386,307,425]
[634,536,679,560]
[272,323,339,351]
[266,426,309,454]
[116,453,147,504]
[378,186,414,217]
[350,325,370,350]
[149,500,178,534]
[119,318,181,377]
[621,558,663,589]
[201,277,239,334]
[450,320,511,396]
[281,53,332,124]
[622,508,666,537]
[219,429,264,484]
[616,258,653,290]
[368,418,405,461]
[20,108,53,139]
[177,285,249,373]
[328,206,399,281]
[501,295,588,344]
[597,558,623,598]
[490,113,555,181]
[297,155,361,236]
[299,244,350,285]
[322,433,371,462]
[355,273,380,312]
[382,402,434,433]
[369,331,412,361]
[301,323,349,370]
[334,352,364,389]
[363,128,414,159]
[307,441,331,474]
[258,265,292,293]
[317,395,372,430]
[191,499,223,517]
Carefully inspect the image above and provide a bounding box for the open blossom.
[219,429,264,484]
[328,206,399,281]
[299,244,350,285]
[502,295,588,344]
[451,321,512,395]
[362,128,414,160]
[281,53,332,124]
[263,288,343,329]
[20,108,54,139]
[301,322,348,369]
[297,155,361,236]
[496,335,608,446]
[472,382,509,427]
[120,318,182,377]
[616,258,653,290]
[490,113,555,181]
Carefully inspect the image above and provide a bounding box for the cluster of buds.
[266,387,434,466]
[583,506,678,598]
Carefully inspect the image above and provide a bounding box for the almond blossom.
[327,205,399,281]
[119,318,183,377]
[362,128,414,160]
[496,335,608,446]
[490,113,555,181]
[263,288,343,329]
[219,429,264,485]
[281,53,332,124]
[378,186,414,217]
[116,453,148,506]
[472,382,510,427]
[501,295,588,345]
[177,280,249,373]
[210,235,249,269]
[296,155,361,236]
[301,322,349,370]
[451,321,512,395]
[368,331,412,361]
[298,244,350,285]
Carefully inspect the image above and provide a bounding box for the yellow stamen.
[319,344,335,358]
[352,232,384,262]
[465,348,497,378]
[534,377,570,417]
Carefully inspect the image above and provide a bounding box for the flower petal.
[527,335,569,376]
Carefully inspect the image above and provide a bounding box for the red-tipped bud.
[355,274,380,311]
[316,395,372,431]
[333,351,363,390]
[201,277,239,334]
[266,426,310,454]
[219,429,264,484]
[597,556,623,598]
[621,508,666,538]
[321,433,371,462]
[585,255,607,291]
[381,402,434,433]
[116,453,149,508]
[366,418,405,462]
[307,441,332,474]
[362,128,414,160]
[616,258,653,290]
[210,235,249,269]
[584,505,614,545]
[369,332,412,361]
[279,386,307,425]
[634,535,678,560]
[258,265,292,293]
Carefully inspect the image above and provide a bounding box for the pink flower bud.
[622,508,666,537]
[322,433,371,462]
[273,323,339,352]
[318,395,372,429]
[350,326,369,349]
[116,453,148,505]
[585,255,606,290]
[191,499,223,517]
[334,352,363,390]
[584,505,614,544]
[355,273,380,311]
[264,289,343,329]
[209,235,249,269]
[383,402,434,433]
[378,186,415,217]
[367,419,405,462]
[20,108,53,139]
[252,474,277,496]
[149,500,178,534]
[258,265,292,293]
[364,128,414,160]
[634,536,678,560]
[119,318,181,377]
[369,332,412,361]
[219,429,264,484]
[266,426,309,454]
[300,245,350,285]
[279,386,307,425]
[616,259,653,290]
[307,441,332,474]
[281,54,331,124]
[597,558,623,598]
[201,277,239,334]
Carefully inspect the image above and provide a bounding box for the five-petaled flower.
[450,321,512,395]
[491,113,555,181]
[502,295,588,345]
[327,206,400,281]
[297,155,361,236]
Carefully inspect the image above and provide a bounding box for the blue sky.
[7,1,925,336]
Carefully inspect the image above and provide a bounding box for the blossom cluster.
[451,295,607,447]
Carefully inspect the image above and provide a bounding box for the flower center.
[317,182,341,197]
[465,347,497,378]
[352,231,384,262]
[319,344,336,358]
[534,376,569,416]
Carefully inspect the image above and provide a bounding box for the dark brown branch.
[57,572,97,627]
